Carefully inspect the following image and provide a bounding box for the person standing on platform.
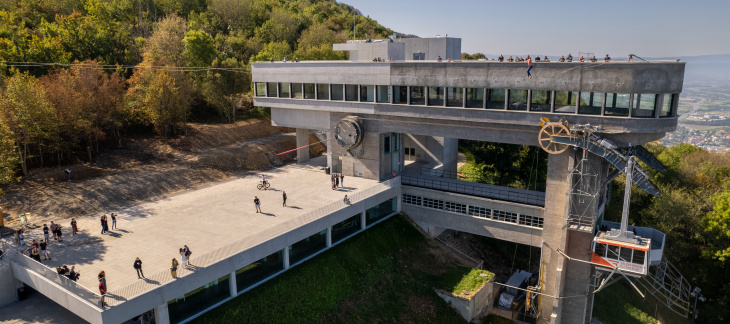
[50,221,57,240]
[282,191,287,207]
[171,258,179,278]
[68,266,78,282]
[43,224,50,242]
[100,215,106,234]
[254,196,261,213]
[526,55,533,79]
[184,245,192,266]
[98,271,106,289]
[134,257,144,279]
[340,174,344,187]
[71,218,78,236]
[335,174,339,187]
[99,280,106,307]
[40,241,50,260]
[56,225,63,242]
[111,213,117,230]
[180,248,188,267]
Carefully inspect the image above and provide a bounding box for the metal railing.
[105,177,400,307]
[402,175,545,207]
[8,249,102,308]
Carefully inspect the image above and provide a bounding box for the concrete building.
[251,37,684,323]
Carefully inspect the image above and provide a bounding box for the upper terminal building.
[252,37,686,324]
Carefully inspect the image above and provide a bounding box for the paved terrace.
[0,157,386,323]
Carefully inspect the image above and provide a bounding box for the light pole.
[690,287,706,320]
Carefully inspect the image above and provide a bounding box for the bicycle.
[257,181,270,190]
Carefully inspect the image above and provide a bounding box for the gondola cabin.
[590,221,666,277]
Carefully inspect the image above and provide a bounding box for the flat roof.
[4,157,380,294]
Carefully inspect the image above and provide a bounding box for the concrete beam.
[296,129,310,163]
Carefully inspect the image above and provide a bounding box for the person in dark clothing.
[254,196,261,213]
[282,191,287,207]
[56,225,63,242]
[68,266,79,281]
[30,246,41,262]
[134,257,144,279]
[40,241,50,260]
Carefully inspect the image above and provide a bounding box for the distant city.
[663,80,730,152]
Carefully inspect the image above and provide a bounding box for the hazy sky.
[337,0,730,58]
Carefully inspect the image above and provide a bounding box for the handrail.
[402,175,545,207]
[104,177,400,307]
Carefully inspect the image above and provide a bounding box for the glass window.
[289,230,327,265]
[292,83,303,99]
[384,135,391,154]
[508,89,528,110]
[633,94,656,117]
[317,84,329,100]
[360,85,374,102]
[168,275,230,324]
[631,249,645,265]
[620,246,633,262]
[255,82,266,97]
[578,92,603,115]
[332,214,361,243]
[410,86,425,105]
[278,83,290,98]
[376,85,390,103]
[594,243,607,258]
[393,86,408,104]
[266,82,277,97]
[446,87,463,107]
[607,245,620,260]
[235,250,284,292]
[345,84,358,101]
[605,93,630,116]
[465,88,484,108]
[554,91,577,113]
[485,89,505,109]
[303,83,315,99]
[660,94,674,117]
[366,198,396,226]
[331,84,344,100]
[530,90,551,112]
[428,87,444,106]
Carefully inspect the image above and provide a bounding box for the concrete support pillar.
[296,128,310,163]
[0,264,17,307]
[326,131,334,170]
[283,247,290,269]
[539,151,574,323]
[229,272,237,297]
[154,302,170,324]
[442,137,459,175]
[326,227,332,247]
[361,211,367,229]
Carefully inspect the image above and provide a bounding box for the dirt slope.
[0,119,320,228]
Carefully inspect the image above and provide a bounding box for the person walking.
[50,221,58,240]
[254,196,261,213]
[526,55,533,79]
[65,168,71,182]
[180,248,188,267]
[134,257,144,279]
[43,224,50,242]
[170,258,179,278]
[184,245,192,266]
[40,240,50,260]
[282,191,287,207]
[71,218,78,236]
[111,213,117,230]
[56,224,63,242]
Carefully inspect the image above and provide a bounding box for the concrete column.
[296,128,310,163]
[154,302,170,324]
[539,151,574,323]
[442,137,459,175]
[0,264,17,308]
[229,272,237,297]
[326,131,334,170]
[396,195,402,213]
[326,227,332,247]
[283,247,290,269]
[361,211,367,229]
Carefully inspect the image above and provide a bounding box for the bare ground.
[0,119,325,229]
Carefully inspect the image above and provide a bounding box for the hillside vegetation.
[0,0,392,187]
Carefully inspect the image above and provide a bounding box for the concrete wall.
[403,186,543,247]
[271,108,330,130]
[435,278,494,322]
[0,261,17,307]
[397,37,461,61]
[333,42,405,61]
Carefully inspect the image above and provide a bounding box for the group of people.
[271,57,300,63]
[372,57,393,62]
[100,213,117,234]
[331,173,345,190]
[435,56,455,62]
[493,53,612,63]
[56,265,80,282]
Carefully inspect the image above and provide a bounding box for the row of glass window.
[402,194,544,228]
[167,197,397,324]
[255,82,677,118]
[594,242,646,265]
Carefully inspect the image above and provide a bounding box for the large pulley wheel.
[538,123,570,154]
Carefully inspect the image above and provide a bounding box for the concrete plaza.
[1,156,378,322]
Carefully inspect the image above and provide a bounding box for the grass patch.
[436,267,494,298]
[191,215,469,324]
[593,280,691,324]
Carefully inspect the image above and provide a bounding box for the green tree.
[143,13,187,65]
[202,58,249,122]
[250,41,291,62]
[0,121,19,190]
[183,29,217,67]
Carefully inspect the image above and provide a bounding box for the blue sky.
[337,0,729,58]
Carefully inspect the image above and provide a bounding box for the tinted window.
[605,93,630,116]
[278,83,290,98]
[530,90,551,112]
[508,89,527,111]
[345,84,358,101]
[317,84,329,100]
[486,89,505,109]
[428,87,444,106]
[410,86,425,105]
[465,88,484,108]
[304,83,315,99]
[376,85,390,103]
[360,85,375,102]
[331,84,344,100]
[446,87,463,107]
[393,86,408,104]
